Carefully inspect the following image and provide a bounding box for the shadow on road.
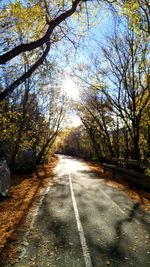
[77,169,106,179]
[85,202,148,266]
[35,171,150,267]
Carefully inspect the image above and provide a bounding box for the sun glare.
[70,115,81,127]
[62,77,79,100]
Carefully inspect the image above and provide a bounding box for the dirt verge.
[0,156,58,256]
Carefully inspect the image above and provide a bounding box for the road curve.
[6,155,150,267]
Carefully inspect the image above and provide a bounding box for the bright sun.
[62,77,79,100]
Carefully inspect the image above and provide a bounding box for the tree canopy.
[0,0,149,170]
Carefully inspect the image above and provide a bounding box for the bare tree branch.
[0,42,50,102]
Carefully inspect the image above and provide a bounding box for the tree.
[0,45,70,167]
[101,29,149,159]
[74,18,149,160]
[121,0,150,34]
[56,126,94,159]
[76,86,117,160]
[36,85,68,163]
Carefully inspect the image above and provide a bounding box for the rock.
[14,150,36,173]
[0,160,11,197]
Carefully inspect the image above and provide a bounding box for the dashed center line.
[68,170,93,267]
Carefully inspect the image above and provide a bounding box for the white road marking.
[20,182,52,259]
[99,188,126,215]
[68,170,93,267]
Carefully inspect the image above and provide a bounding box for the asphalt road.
[6,155,150,267]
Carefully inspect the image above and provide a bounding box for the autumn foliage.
[0,156,58,255]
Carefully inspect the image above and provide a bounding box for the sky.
[68,114,81,127]
[57,7,117,127]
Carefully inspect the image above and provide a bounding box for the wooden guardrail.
[112,157,149,171]
[102,159,150,190]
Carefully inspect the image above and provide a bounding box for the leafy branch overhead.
[0,0,81,64]
[0,0,82,101]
